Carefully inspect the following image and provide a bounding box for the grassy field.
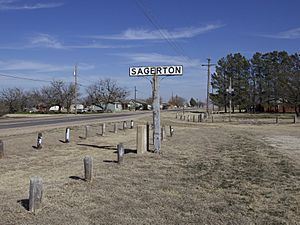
[0,112,299,224]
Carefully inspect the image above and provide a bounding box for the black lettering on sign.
[168,66,174,74]
[150,67,156,74]
[156,67,162,75]
[175,66,181,74]
[138,68,143,75]
[144,67,149,75]
[130,68,136,75]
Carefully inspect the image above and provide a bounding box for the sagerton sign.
[129,65,183,76]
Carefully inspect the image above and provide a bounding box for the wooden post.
[101,123,106,136]
[169,126,174,137]
[161,126,166,141]
[193,115,195,122]
[65,128,70,143]
[114,123,118,133]
[180,115,182,120]
[175,113,178,119]
[276,116,279,124]
[36,133,43,149]
[293,115,297,124]
[146,122,150,151]
[187,115,190,122]
[85,126,89,139]
[211,115,214,123]
[130,120,134,129]
[0,140,4,159]
[84,156,93,182]
[117,143,124,164]
[29,176,43,213]
[123,121,127,130]
[137,125,147,154]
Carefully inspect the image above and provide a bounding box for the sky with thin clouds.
[0,0,299,101]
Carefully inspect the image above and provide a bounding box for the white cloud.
[25,33,136,49]
[87,24,225,41]
[30,33,64,49]
[118,53,203,68]
[0,0,64,10]
[261,27,300,39]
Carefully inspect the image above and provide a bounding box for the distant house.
[106,102,122,112]
[70,104,85,113]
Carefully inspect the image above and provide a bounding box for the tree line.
[0,78,129,114]
[211,51,300,116]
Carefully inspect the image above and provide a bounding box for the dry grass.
[0,112,299,225]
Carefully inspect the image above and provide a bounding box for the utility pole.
[226,77,234,122]
[202,58,215,114]
[152,72,161,153]
[134,86,137,111]
[73,64,78,115]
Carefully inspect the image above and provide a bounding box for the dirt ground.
[0,112,299,225]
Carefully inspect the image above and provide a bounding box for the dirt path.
[0,113,299,224]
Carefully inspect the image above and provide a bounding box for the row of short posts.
[4,119,173,214]
[176,112,208,123]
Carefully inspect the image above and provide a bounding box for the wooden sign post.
[129,65,183,153]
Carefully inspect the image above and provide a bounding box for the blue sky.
[0,0,299,102]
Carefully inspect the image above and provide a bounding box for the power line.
[133,0,194,66]
[0,72,52,83]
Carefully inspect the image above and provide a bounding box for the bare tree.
[86,78,129,111]
[0,88,27,113]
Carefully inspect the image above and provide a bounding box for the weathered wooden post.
[183,115,186,121]
[146,122,150,151]
[0,140,4,159]
[117,143,124,164]
[130,120,134,129]
[276,116,279,124]
[180,115,183,120]
[175,113,178,119]
[161,126,166,141]
[85,126,89,139]
[101,123,106,136]
[211,115,214,123]
[137,125,147,154]
[36,133,43,149]
[114,123,118,134]
[28,176,43,213]
[84,156,93,182]
[187,115,190,122]
[293,115,297,124]
[123,121,127,130]
[198,115,201,122]
[65,128,70,143]
[193,115,196,122]
[169,126,174,137]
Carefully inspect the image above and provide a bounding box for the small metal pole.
[130,120,134,129]
[101,123,106,136]
[65,128,70,143]
[146,122,150,151]
[36,133,43,149]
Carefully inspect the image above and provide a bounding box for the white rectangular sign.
[129,65,183,76]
